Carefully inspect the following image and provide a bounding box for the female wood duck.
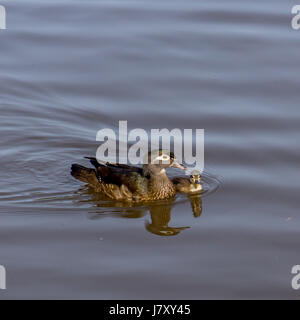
[172,170,202,194]
[71,150,186,202]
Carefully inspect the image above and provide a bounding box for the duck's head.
[189,170,201,187]
[143,149,186,175]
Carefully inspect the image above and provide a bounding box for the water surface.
[0,0,300,299]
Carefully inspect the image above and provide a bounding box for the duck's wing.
[106,162,143,174]
[84,157,143,175]
[85,157,148,197]
[84,157,101,169]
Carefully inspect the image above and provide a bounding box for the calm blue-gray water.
[0,0,299,299]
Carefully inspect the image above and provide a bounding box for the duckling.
[71,150,186,202]
[172,170,202,194]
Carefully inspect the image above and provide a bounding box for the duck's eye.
[155,154,170,161]
[155,154,170,162]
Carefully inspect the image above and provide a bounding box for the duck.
[172,170,202,194]
[71,150,186,202]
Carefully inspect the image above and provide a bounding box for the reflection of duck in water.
[71,150,185,202]
[145,203,190,236]
[75,184,203,236]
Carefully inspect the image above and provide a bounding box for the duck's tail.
[71,164,100,187]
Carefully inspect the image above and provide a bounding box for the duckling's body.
[172,172,202,194]
[71,151,185,202]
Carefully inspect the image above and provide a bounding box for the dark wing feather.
[84,157,148,195]
[84,157,143,175]
[84,157,101,169]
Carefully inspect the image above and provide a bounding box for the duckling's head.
[143,149,186,176]
[189,170,201,187]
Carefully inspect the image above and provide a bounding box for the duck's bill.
[172,161,186,170]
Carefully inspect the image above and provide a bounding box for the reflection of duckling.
[172,171,202,194]
[145,204,190,236]
[188,194,202,218]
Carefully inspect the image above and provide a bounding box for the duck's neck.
[148,170,176,199]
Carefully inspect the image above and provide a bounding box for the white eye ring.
[155,154,170,161]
